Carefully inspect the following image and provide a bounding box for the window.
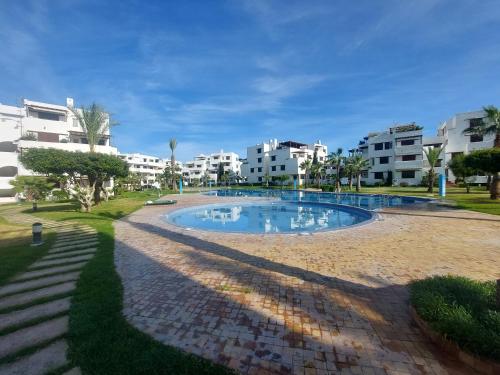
[402,154,416,161]
[250,168,254,173]
[271,166,276,171]
[374,172,384,180]
[384,142,392,150]
[81,138,88,144]
[257,148,262,154]
[401,139,415,146]
[280,165,286,171]
[469,118,483,142]
[257,157,262,163]
[226,156,230,160]
[374,143,383,151]
[401,170,415,179]
[271,155,276,161]
[379,156,389,164]
[37,111,61,121]
[258,177,262,182]
[257,167,262,172]
[73,118,79,127]
[98,139,106,146]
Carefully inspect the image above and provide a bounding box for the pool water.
[206,189,429,210]
[165,201,373,234]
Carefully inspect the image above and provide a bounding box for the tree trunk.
[93,179,102,205]
[356,174,361,192]
[490,172,500,200]
[428,170,434,193]
[494,132,500,148]
[348,175,353,190]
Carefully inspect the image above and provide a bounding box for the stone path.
[115,193,500,375]
[0,209,97,375]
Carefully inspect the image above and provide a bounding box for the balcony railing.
[395,144,422,155]
[394,160,423,170]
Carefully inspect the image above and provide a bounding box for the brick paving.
[115,193,500,375]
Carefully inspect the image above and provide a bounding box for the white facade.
[0,98,117,199]
[117,153,178,187]
[435,110,495,183]
[357,125,423,186]
[242,139,328,185]
[182,150,241,186]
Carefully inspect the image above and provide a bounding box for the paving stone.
[44,249,97,260]
[0,340,68,375]
[12,263,87,282]
[0,272,80,298]
[0,298,71,331]
[54,235,98,246]
[0,282,76,310]
[49,241,99,253]
[0,316,68,359]
[30,254,94,269]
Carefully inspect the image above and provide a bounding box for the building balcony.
[393,130,422,138]
[395,144,422,155]
[394,160,423,170]
[17,140,118,155]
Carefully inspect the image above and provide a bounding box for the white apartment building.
[182,150,241,186]
[356,124,423,186]
[243,139,328,185]
[118,153,179,188]
[434,110,495,183]
[0,98,117,200]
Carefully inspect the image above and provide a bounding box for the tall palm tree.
[424,146,444,193]
[463,105,500,148]
[311,163,325,188]
[299,159,312,188]
[71,103,110,153]
[350,155,369,192]
[343,156,355,190]
[327,148,344,192]
[169,138,177,191]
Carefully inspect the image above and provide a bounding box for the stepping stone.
[0,340,68,375]
[0,298,71,331]
[30,254,94,269]
[62,367,82,375]
[12,263,87,282]
[0,272,80,298]
[55,235,98,246]
[0,282,75,310]
[44,249,96,260]
[53,238,98,249]
[49,241,99,253]
[0,316,68,359]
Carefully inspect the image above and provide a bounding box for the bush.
[410,275,500,361]
[420,171,439,187]
[399,181,409,187]
[321,185,335,192]
[51,189,69,201]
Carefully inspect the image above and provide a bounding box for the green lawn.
[0,216,57,286]
[21,191,234,375]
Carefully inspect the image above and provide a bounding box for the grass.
[20,191,234,375]
[410,275,500,361]
[0,216,57,286]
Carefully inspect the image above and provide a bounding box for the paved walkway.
[115,193,500,375]
[0,208,96,375]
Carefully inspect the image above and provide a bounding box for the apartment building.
[243,139,328,185]
[356,124,423,186]
[182,150,241,186]
[0,98,117,200]
[435,110,495,183]
[118,153,179,188]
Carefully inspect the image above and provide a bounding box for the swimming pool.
[206,189,429,210]
[165,201,373,234]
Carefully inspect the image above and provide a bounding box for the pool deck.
[115,193,500,375]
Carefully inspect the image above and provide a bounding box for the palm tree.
[277,174,289,190]
[424,146,444,193]
[71,103,111,153]
[299,159,312,188]
[169,138,177,191]
[311,163,325,188]
[350,155,369,192]
[327,148,344,192]
[463,105,500,148]
[343,156,355,190]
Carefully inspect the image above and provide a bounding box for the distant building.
[182,150,241,186]
[0,98,117,201]
[356,124,423,186]
[242,139,328,185]
[434,110,495,183]
[117,153,181,188]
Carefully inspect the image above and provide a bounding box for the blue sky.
[1,0,499,161]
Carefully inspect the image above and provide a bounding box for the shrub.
[410,275,500,361]
[399,181,409,187]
